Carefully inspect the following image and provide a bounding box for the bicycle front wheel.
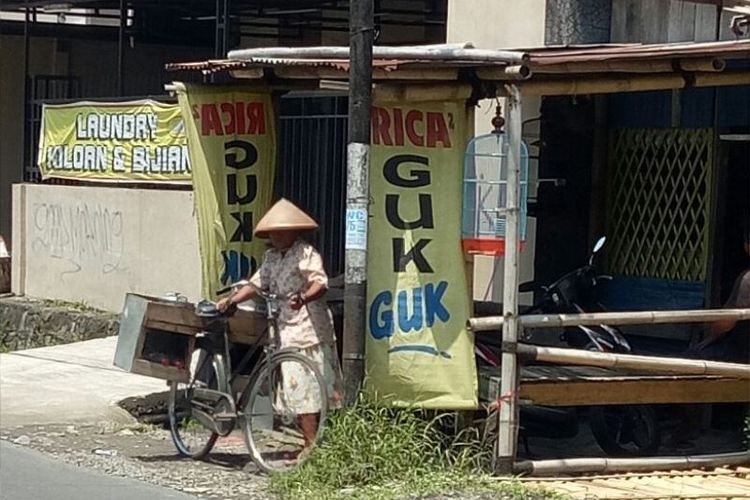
[241,351,329,473]
[168,348,227,459]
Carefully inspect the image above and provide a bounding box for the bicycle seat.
[195,300,222,318]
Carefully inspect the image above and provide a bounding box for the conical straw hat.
[254,198,318,238]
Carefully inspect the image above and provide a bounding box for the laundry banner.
[176,84,276,299]
[365,100,478,409]
[37,100,191,183]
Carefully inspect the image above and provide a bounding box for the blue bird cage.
[462,108,529,256]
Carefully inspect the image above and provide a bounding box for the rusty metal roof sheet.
[166,40,750,76]
[527,39,750,66]
[166,58,411,74]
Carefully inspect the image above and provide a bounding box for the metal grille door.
[24,75,80,182]
[605,128,714,281]
[277,94,348,276]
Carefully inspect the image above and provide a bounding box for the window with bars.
[605,128,714,282]
[24,75,81,182]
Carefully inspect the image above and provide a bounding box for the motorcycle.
[474,237,661,457]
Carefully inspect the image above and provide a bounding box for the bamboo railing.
[469,308,750,331]
[468,307,750,475]
[514,452,750,476]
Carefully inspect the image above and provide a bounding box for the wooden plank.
[524,470,750,500]
[694,3,718,43]
[589,477,665,497]
[610,0,633,43]
[146,301,204,330]
[519,377,750,406]
[672,476,726,496]
[696,475,749,493]
[701,476,750,495]
[131,358,188,383]
[143,319,200,336]
[668,0,697,42]
[587,478,646,497]
[720,9,737,41]
[227,311,266,344]
[641,0,668,43]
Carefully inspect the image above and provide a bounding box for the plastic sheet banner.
[37,100,191,183]
[365,100,478,409]
[176,84,276,299]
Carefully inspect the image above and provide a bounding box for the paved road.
[0,441,195,500]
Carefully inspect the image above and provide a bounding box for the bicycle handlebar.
[217,279,275,301]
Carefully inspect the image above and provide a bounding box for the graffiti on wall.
[31,201,126,277]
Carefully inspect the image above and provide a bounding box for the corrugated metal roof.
[166,58,408,74]
[165,40,750,77]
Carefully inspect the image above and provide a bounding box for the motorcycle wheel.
[589,405,660,457]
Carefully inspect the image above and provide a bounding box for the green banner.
[176,84,276,299]
[37,100,191,183]
[365,100,478,409]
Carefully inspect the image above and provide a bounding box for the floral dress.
[249,239,343,413]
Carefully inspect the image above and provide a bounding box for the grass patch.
[269,396,565,500]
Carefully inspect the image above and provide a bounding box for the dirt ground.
[0,406,744,500]
[0,423,268,500]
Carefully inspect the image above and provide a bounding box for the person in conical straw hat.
[217,198,342,457]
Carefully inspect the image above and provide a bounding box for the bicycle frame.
[186,283,286,421]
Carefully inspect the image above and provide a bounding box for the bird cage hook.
[491,96,505,134]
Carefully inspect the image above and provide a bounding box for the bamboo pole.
[680,57,726,72]
[517,344,750,379]
[516,71,750,96]
[494,84,523,475]
[469,308,750,331]
[228,44,529,64]
[514,452,750,476]
[693,70,750,87]
[531,57,726,74]
[474,65,532,80]
[518,73,685,96]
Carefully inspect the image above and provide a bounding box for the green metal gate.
[605,128,715,282]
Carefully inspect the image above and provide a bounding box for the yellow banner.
[176,84,276,299]
[37,100,191,183]
[365,100,478,409]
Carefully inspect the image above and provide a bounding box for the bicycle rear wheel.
[168,348,227,459]
[241,351,329,473]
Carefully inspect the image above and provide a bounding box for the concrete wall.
[546,0,611,45]
[611,0,732,43]
[12,184,202,312]
[446,0,546,303]
[447,0,546,50]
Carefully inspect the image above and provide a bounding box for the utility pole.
[342,0,374,404]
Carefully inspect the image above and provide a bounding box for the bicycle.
[167,280,330,473]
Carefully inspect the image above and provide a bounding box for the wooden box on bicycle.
[113,293,265,382]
